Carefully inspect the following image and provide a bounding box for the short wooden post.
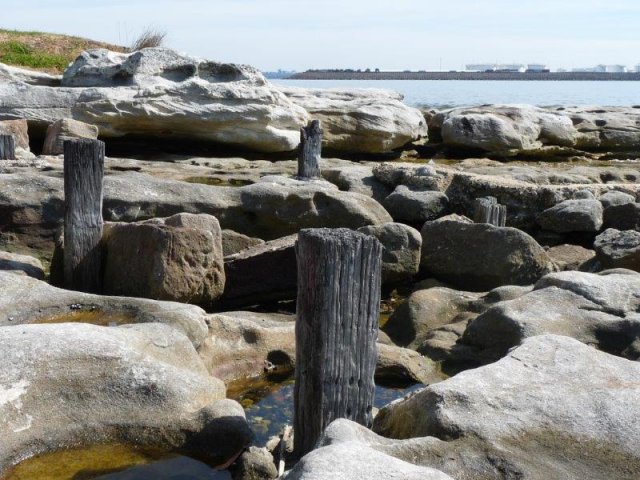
[293,228,382,458]
[63,139,105,293]
[298,120,322,178]
[0,135,16,160]
[474,196,506,227]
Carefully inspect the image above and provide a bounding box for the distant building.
[526,64,548,72]
[263,69,296,79]
[571,65,627,73]
[465,63,525,72]
[636,65,640,73]
[604,65,627,73]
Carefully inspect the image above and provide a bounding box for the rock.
[0,63,61,86]
[220,235,297,308]
[283,428,453,480]
[0,119,29,150]
[573,189,596,199]
[546,243,596,270]
[0,322,252,473]
[420,217,555,290]
[383,287,482,349]
[383,186,449,224]
[322,165,391,203]
[42,118,99,155]
[278,86,428,154]
[0,271,209,347]
[230,447,277,480]
[599,190,636,208]
[373,335,640,480]
[372,162,443,190]
[222,229,265,257]
[431,104,640,156]
[62,48,308,153]
[375,343,442,386]
[103,214,225,306]
[603,202,640,230]
[537,199,603,232]
[462,269,640,360]
[357,223,421,284]
[594,229,640,271]
[0,251,44,279]
[198,311,296,382]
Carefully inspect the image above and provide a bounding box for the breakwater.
[289,71,640,81]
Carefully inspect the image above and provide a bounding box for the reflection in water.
[229,375,425,445]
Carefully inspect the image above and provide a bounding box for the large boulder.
[593,228,640,271]
[462,269,640,360]
[63,48,308,153]
[537,198,603,233]
[420,216,555,290]
[0,322,252,473]
[357,223,421,284]
[279,86,428,154]
[42,118,99,155]
[103,213,225,306]
[373,335,640,480]
[382,186,449,224]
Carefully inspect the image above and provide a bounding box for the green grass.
[0,40,69,70]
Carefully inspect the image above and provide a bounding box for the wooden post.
[63,139,105,293]
[293,228,382,458]
[298,120,322,178]
[474,196,506,227]
[0,135,16,160]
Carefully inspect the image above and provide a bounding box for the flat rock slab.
[373,335,640,480]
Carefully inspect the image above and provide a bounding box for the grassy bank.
[0,29,124,73]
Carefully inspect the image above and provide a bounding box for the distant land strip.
[288,71,640,81]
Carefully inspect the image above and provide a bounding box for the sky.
[4,0,640,71]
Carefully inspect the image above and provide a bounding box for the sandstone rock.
[322,165,391,203]
[603,202,640,230]
[42,118,99,155]
[594,228,640,271]
[373,335,640,480]
[357,223,421,284]
[375,343,442,386]
[0,271,209,346]
[599,190,635,208]
[63,48,308,153]
[231,447,277,480]
[222,229,265,257]
[420,217,555,290]
[372,162,443,190]
[0,63,61,86]
[103,214,225,306]
[462,270,640,360]
[279,86,428,154]
[0,119,29,150]
[537,198,603,233]
[220,235,297,308]
[0,251,44,279]
[383,186,448,224]
[546,243,596,270]
[383,287,482,349]
[0,322,252,473]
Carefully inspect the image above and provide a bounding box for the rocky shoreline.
[1,47,640,480]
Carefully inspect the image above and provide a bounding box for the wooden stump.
[0,135,16,160]
[298,120,322,178]
[293,228,382,458]
[474,196,507,227]
[63,139,105,292]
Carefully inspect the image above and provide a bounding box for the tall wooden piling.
[63,138,105,292]
[298,120,322,178]
[293,228,382,458]
[0,135,16,160]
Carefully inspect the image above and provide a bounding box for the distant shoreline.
[288,71,640,81]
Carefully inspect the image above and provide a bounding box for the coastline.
[288,71,640,81]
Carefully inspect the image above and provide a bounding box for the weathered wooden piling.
[474,196,507,227]
[0,135,16,160]
[297,120,322,178]
[63,138,105,292]
[293,228,382,458]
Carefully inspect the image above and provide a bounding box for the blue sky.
[5,0,640,71]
